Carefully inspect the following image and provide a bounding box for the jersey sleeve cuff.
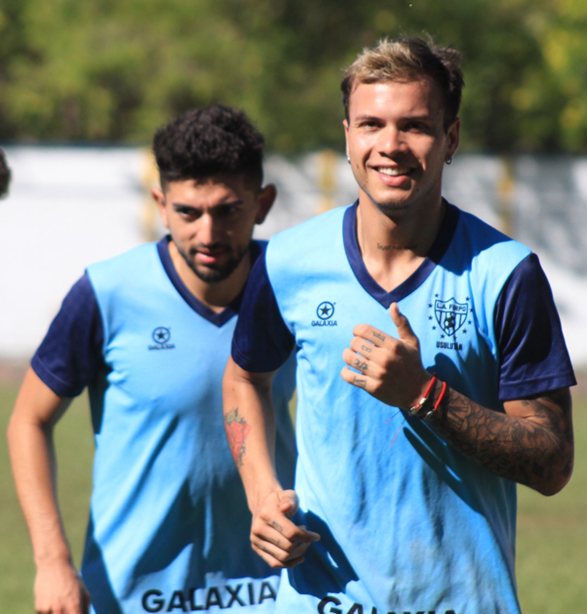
[31,354,85,398]
[499,373,576,401]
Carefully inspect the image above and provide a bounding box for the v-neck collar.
[156,237,262,327]
[343,200,459,308]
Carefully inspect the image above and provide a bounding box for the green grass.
[515,389,587,613]
[1,380,586,612]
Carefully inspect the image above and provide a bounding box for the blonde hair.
[341,37,464,130]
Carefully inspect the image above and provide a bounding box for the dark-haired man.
[8,105,296,614]
[223,38,575,613]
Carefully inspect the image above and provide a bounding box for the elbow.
[533,455,574,497]
[535,480,568,497]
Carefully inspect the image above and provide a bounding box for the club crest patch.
[434,298,468,335]
[428,295,473,352]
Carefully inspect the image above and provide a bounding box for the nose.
[197,213,221,246]
[378,126,406,157]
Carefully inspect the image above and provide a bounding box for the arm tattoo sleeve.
[224,407,251,467]
[427,386,573,492]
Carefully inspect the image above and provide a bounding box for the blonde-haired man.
[224,38,574,613]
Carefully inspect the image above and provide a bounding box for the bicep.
[223,357,277,410]
[10,367,72,430]
[503,387,572,431]
[224,356,276,387]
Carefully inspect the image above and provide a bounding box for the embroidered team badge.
[434,298,468,335]
[428,295,472,352]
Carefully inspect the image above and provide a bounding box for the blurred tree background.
[0,0,585,153]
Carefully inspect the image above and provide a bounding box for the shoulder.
[32,272,104,397]
[86,242,160,294]
[268,205,347,251]
[455,207,531,262]
[265,205,349,277]
[87,242,158,277]
[444,205,532,292]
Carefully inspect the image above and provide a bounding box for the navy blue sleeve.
[31,273,104,397]
[232,249,295,373]
[495,253,576,400]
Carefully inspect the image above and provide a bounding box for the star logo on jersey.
[428,295,473,352]
[152,327,171,344]
[316,301,335,320]
[312,301,338,327]
[149,326,176,350]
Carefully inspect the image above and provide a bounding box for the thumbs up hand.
[341,302,434,409]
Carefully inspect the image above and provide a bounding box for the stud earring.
[445,157,453,165]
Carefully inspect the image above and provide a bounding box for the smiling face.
[153,175,274,287]
[344,78,460,220]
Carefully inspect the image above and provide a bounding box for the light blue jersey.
[33,239,297,614]
[232,203,575,614]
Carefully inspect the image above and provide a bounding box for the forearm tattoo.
[224,407,251,467]
[428,386,573,491]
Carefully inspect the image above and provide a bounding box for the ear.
[343,119,350,160]
[151,187,169,228]
[446,118,461,159]
[254,184,277,225]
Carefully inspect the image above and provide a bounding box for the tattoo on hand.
[354,358,368,371]
[353,376,367,388]
[373,332,386,342]
[271,520,284,533]
[360,344,372,354]
[224,407,251,467]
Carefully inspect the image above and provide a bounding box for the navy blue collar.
[343,200,459,308]
[157,237,264,327]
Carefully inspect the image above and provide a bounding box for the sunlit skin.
[344,79,460,221]
[152,175,275,310]
[343,79,460,291]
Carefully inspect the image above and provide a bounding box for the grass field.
[1,379,586,613]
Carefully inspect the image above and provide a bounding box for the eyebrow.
[353,114,381,122]
[171,199,245,209]
[353,113,434,122]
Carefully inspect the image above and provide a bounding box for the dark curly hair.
[0,148,11,198]
[152,104,265,190]
[341,37,464,131]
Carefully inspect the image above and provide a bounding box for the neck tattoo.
[377,242,417,251]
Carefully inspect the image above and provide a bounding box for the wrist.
[407,373,437,417]
[248,478,283,513]
[35,554,75,572]
[407,374,449,421]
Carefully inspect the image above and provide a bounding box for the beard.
[176,242,250,284]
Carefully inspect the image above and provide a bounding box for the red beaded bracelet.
[407,375,437,417]
[421,380,448,421]
[433,381,448,412]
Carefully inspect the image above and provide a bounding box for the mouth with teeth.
[373,165,414,187]
[376,166,411,176]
